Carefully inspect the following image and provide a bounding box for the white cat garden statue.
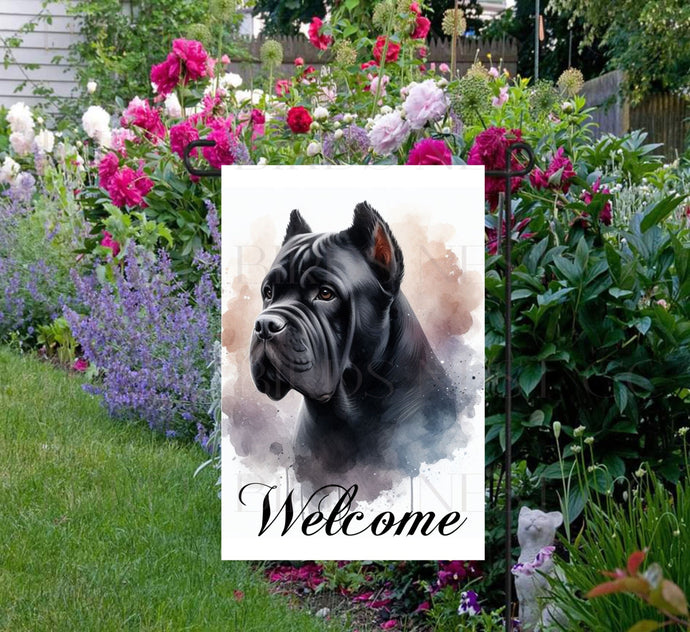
[512,506,563,631]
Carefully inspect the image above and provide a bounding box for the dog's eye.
[317,286,335,301]
[262,286,273,300]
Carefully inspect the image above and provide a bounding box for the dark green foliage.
[253,0,328,36]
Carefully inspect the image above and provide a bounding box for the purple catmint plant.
[64,204,220,437]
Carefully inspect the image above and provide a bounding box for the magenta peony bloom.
[107,166,154,208]
[406,138,452,165]
[467,126,524,209]
[275,79,290,96]
[73,358,89,372]
[172,38,211,82]
[150,52,181,98]
[121,97,166,141]
[169,119,199,159]
[202,117,240,168]
[98,152,120,190]
[530,146,576,193]
[100,230,121,257]
[412,15,431,39]
[308,17,333,50]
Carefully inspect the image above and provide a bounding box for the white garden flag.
[221,165,485,560]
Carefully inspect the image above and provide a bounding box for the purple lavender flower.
[323,124,370,161]
[64,243,219,437]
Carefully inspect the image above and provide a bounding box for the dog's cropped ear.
[345,201,404,293]
[283,209,312,244]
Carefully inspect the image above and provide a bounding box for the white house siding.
[0,0,80,109]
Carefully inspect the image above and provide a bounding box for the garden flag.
[221,165,485,559]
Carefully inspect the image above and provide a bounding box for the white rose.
[34,129,55,153]
[313,106,329,121]
[221,72,243,89]
[10,130,35,156]
[306,141,322,157]
[87,80,98,94]
[0,156,20,184]
[7,102,34,135]
[164,92,182,118]
[81,105,111,145]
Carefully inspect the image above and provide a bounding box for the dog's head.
[250,202,404,402]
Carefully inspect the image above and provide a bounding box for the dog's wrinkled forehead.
[274,232,339,280]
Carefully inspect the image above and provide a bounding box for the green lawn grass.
[0,348,339,632]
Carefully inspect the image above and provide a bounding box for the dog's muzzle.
[254,314,287,341]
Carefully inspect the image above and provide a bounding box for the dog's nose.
[254,314,287,340]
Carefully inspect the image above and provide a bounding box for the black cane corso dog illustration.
[249,202,457,478]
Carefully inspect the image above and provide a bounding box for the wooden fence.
[233,35,518,86]
[581,70,689,159]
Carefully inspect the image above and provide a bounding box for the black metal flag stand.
[183,140,536,631]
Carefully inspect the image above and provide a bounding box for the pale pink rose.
[402,79,448,130]
[492,86,509,107]
[368,111,411,155]
[439,63,450,73]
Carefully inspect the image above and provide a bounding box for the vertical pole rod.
[534,0,540,81]
[503,153,513,631]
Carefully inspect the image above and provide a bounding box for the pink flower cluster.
[151,38,212,97]
[98,151,154,209]
[409,2,431,40]
[530,147,576,193]
[406,138,452,165]
[266,563,325,591]
[467,126,525,209]
[308,17,332,50]
[120,97,166,141]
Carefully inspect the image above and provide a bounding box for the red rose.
[373,36,400,64]
[406,138,452,165]
[286,106,313,134]
[412,16,430,39]
[308,17,333,50]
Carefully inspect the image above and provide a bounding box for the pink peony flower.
[100,230,120,257]
[107,166,154,208]
[98,152,120,190]
[361,60,378,71]
[202,117,240,168]
[172,38,211,82]
[439,62,450,73]
[486,217,533,254]
[275,79,291,96]
[467,126,524,209]
[530,147,576,193]
[403,79,449,130]
[381,621,397,630]
[294,56,304,66]
[409,2,421,15]
[121,97,166,141]
[373,36,400,64]
[412,15,431,39]
[489,66,500,79]
[169,119,199,159]
[150,52,181,98]
[492,86,509,107]
[73,358,89,372]
[369,111,410,155]
[110,127,137,153]
[308,17,333,50]
[406,138,452,165]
